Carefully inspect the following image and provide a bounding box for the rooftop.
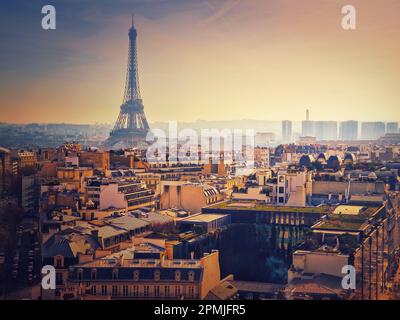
[285,274,344,297]
[97,225,127,238]
[206,280,237,300]
[333,205,364,215]
[312,205,381,232]
[230,280,285,294]
[181,213,228,223]
[208,201,328,214]
[134,212,173,225]
[106,215,149,231]
[312,219,366,232]
[80,257,201,269]
[42,231,100,258]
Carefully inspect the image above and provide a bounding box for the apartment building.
[84,178,155,211]
[63,249,224,300]
[160,181,222,213]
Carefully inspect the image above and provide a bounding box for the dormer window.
[175,270,181,281]
[154,270,160,281]
[112,269,118,280]
[91,268,97,280]
[133,270,140,281]
[54,255,63,268]
[188,270,195,282]
[77,268,83,281]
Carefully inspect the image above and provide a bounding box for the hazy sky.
[0,0,400,124]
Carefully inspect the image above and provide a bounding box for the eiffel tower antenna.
[105,16,150,149]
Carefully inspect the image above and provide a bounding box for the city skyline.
[1,0,400,124]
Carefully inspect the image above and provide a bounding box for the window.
[90,286,97,295]
[112,285,118,296]
[175,270,181,281]
[55,256,63,268]
[278,187,284,194]
[144,285,149,297]
[101,285,107,296]
[188,271,195,282]
[164,286,170,297]
[175,286,181,298]
[77,269,83,281]
[133,270,140,281]
[154,285,160,297]
[132,285,139,297]
[123,285,129,297]
[112,269,118,280]
[91,269,97,280]
[154,270,160,281]
[56,272,63,285]
[189,286,195,298]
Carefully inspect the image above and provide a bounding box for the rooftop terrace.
[207,201,329,214]
[312,205,381,232]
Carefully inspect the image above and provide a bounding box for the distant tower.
[302,108,315,137]
[282,120,292,143]
[105,15,150,149]
[386,122,399,134]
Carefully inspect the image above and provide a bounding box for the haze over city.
[1,0,400,124]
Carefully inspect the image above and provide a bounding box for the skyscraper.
[301,109,315,137]
[314,121,338,140]
[340,121,358,140]
[387,122,399,134]
[282,120,292,143]
[361,122,385,140]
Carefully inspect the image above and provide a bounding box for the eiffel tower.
[105,16,150,149]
